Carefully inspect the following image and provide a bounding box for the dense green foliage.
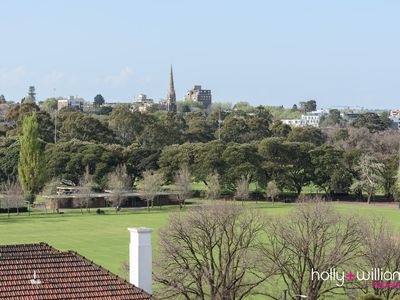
[18,113,45,200]
[0,101,397,200]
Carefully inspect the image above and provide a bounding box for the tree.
[44,140,124,187]
[184,112,215,143]
[174,166,191,209]
[125,145,160,185]
[222,143,261,189]
[351,154,385,204]
[205,172,221,200]
[93,94,105,107]
[192,141,226,185]
[41,178,60,213]
[262,199,362,300]
[0,137,20,185]
[299,100,317,112]
[352,113,390,133]
[42,97,58,112]
[18,113,45,202]
[108,105,145,146]
[5,102,55,143]
[357,216,400,299]
[141,113,187,149]
[155,201,274,299]
[266,180,279,205]
[310,144,352,195]
[287,127,325,146]
[319,109,342,127]
[140,170,164,211]
[0,94,6,104]
[381,154,398,199]
[107,164,131,212]
[234,175,250,203]
[77,166,93,214]
[58,111,115,143]
[395,159,400,201]
[257,138,315,195]
[281,142,314,195]
[28,86,36,101]
[0,180,24,217]
[271,120,292,138]
[219,109,272,143]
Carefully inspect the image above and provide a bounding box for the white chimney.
[128,227,153,294]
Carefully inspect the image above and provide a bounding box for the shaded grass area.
[1,201,399,298]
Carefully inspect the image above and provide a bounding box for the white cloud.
[0,66,30,87]
[103,66,135,86]
[41,71,65,85]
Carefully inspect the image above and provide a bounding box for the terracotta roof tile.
[0,243,155,300]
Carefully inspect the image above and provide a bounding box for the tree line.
[0,101,398,205]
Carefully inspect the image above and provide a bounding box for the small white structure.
[389,110,400,130]
[282,109,328,128]
[128,227,153,294]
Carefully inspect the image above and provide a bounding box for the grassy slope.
[1,202,399,297]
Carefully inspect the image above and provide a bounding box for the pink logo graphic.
[346,272,356,280]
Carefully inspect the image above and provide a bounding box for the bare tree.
[351,154,385,204]
[356,216,400,300]
[205,172,221,200]
[139,170,163,211]
[174,166,191,209]
[107,164,131,213]
[41,178,60,214]
[155,201,276,300]
[262,198,363,300]
[0,179,24,217]
[266,180,280,205]
[77,166,93,214]
[234,175,250,204]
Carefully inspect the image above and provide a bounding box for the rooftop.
[0,243,155,300]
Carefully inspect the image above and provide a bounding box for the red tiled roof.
[0,243,155,300]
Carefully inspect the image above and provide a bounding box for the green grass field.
[1,201,399,297]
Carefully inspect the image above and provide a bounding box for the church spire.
[166,65,177,112]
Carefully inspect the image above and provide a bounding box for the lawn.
[1,201,399,296]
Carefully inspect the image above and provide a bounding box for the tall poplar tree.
[18,113,45,202]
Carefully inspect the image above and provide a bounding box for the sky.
[0,0,399,109]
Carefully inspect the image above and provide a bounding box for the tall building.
[166,65,177,112]
[185,85,212,108]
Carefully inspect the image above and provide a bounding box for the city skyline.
[0,0,399,109]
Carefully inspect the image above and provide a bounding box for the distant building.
[185,85,212,108]
[281,118,303,127]
[57,96,84,111]
[282,109,328,128]
[102,101,131,107]
[390,109,400,118]
[389,109,400,130]
[341,112,362,123]
[132,94,155,113]
[165,65,177,112]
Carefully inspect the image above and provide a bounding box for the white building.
[57,96,85,111]
[389,110,400,130]
[132,94,155,113]
[282,109,328,128]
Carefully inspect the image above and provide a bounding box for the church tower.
[166,65,177,112]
